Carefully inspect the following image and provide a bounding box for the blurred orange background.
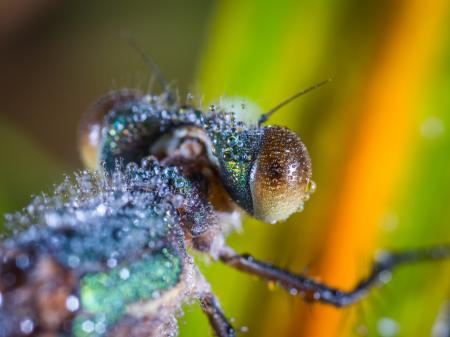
[0,1,449,337]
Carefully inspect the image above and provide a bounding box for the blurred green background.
[0,1,449,337]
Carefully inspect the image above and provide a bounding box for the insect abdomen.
[0,165,190,337]
[73,247,182,337]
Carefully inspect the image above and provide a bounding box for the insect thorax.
[80,92,265,217]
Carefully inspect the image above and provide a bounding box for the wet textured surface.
[250,125,313,223]
[1,161,193,336]
[2,161,190,272]
[0,92,317,337]
[74,248,181,337]
[88,94,265,214]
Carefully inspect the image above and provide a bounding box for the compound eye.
[78,90,142,170]
[250,126,313,223]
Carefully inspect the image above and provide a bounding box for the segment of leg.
[219,245,450,307]
[199,292,236,337]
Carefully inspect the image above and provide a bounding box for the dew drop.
[95,322,107,334]
[68,255,80,268]
[15,254,30,269]
[66,295,80,312]
[306,179,317,194]
[119,268,130,280]
[226,135,238,147]
[240,326,249,333]
[378,270,392,284]
[377,317,399,337]
[107,258,118,268]
[20,319,34,335]
[82,320,95,333]
[267,281,276,291]
[96,204,107,216]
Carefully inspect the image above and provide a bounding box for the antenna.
[258,79,331,126]
[123,34,174,102]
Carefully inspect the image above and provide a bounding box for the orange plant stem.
[295,1,449,337]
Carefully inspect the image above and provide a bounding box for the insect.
[0,54,449,337]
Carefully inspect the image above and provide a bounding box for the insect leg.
[199,292,236,337]
[219,245,450,307]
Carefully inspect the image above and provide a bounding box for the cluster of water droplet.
[2,159,193,272]
[296,179,317,213]
[102,96,205,165]
[97,92,264,185]
[0,158,206,336]
[204,105,262,164]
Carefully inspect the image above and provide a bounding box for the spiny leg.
[199,292,236,337]
[219,245,450,307]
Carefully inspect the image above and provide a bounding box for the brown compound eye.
[78,89,142,170]
[249,125,314,223]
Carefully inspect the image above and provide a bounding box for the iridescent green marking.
[73,248,182,337]
[211,128,262,213]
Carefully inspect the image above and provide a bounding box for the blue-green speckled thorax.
[73,247,182,337]
[2,161,192,336]
[3,162,191,270]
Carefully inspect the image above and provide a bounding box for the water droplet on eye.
[66,295,80,312]
[20,319,34,335]
[289,288,298,296]
[306,180,317,194]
